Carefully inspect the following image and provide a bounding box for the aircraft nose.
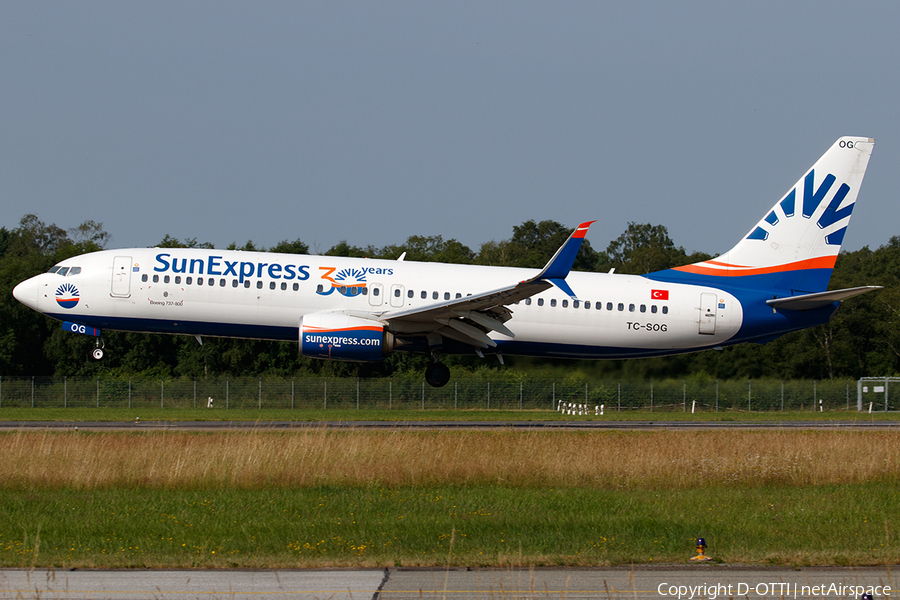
[12,276,40,311]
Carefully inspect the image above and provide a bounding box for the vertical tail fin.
[661,136,874,293]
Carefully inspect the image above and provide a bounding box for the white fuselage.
[18,248,743,359]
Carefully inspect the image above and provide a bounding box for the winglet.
[520,220,595,300]
[533,221,595,281]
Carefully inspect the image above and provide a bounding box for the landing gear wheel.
[92,347,104,360]
[425,361,451,388]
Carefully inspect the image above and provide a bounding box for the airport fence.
[0,376,868,412]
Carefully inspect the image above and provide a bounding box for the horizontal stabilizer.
[766,286,882,311]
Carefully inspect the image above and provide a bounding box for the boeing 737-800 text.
[13,137,879,386]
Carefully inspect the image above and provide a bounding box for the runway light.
[690,537,712,561]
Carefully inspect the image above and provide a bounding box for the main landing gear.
[425,359,451,388]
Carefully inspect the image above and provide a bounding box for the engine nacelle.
[299,312,394,362]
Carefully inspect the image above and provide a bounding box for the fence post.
[520,381,523,410]
[32,376,35,408]
[487,382,490,410]
[552,382,556,410]
[650,379,653,412]
[683,380,686,412]
[226,380,229,409]
[0,375,2,408]
[292,378,295,410]
[389,379,392,410]
[748,379,751,412]
[455,381,458,410]
[259,377,262,410]
[617,382,621,412]
[96,377,99,408]
[813,380,817,411]
[161,379,164,409]
[715,380,719,412]
[324,379,327,410]
[194,379,197,409]
[357,378,360,410]
[421,381,425,410]
[846,383,849,411]
[781,380,784,412]
[129,378,132,410]
[585,382,588,404]
[64,376,67,409]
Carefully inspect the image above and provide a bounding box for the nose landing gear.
[91,338,105,360]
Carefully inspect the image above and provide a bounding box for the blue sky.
[2,1,898,257]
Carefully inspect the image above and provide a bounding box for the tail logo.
[55,283,80,309]
[746,169,853,247]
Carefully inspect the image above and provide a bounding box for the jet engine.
[299,312,395,361]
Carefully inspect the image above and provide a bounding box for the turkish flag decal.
[651,289,669,300]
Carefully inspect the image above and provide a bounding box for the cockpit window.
[47,266,61,274]
[68,267,81,276]
[57,267,69,276]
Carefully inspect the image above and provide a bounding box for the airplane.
[13,136,879,387]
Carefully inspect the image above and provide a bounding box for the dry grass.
[3,429,899,489]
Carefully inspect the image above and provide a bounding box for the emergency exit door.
[111,256,132,298]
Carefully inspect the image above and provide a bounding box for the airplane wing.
[371,221,595,349]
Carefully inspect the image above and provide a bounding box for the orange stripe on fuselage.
[672,256,837,277]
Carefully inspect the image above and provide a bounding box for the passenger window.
[142,274,148,283]
[651,305,657,314]
[432,291,438,300]
[456,293,461,299]
[152,274,159,283]
[232,280,238,288]
[640,304,646,313]
[269,282,276,290]
[394,289,401,298]
[537,298,544,306]
[444,292,450,300]
[340,286,347,294]
[629,304,635,312]
[584,301,590,309]
[550,299,557,307]
[281,282,287,290]
[173,276,180,284]
[617,303,624,311]
[408,290,414,298]
[244,280,251,288]
[421,291,427,299]
[219,279,226,287]
[372,287,379,296]
[361,287,367,295]
[662,306,669,314]
[293,283,299,291]
[164,275,170,283]
[186,276,192,285]
[525,298,532,305]
[198,278,204,286]
[563,300,569,308]
[607,302,613,311]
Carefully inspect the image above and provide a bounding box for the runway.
[0,419,897,431]
[0,566,895,599]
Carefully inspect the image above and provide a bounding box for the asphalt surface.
[0,419,898,431]
[0,566,896,599]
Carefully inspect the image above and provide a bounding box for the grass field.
[0,429,897,568]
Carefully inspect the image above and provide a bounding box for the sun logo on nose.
[55,283,80,309]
